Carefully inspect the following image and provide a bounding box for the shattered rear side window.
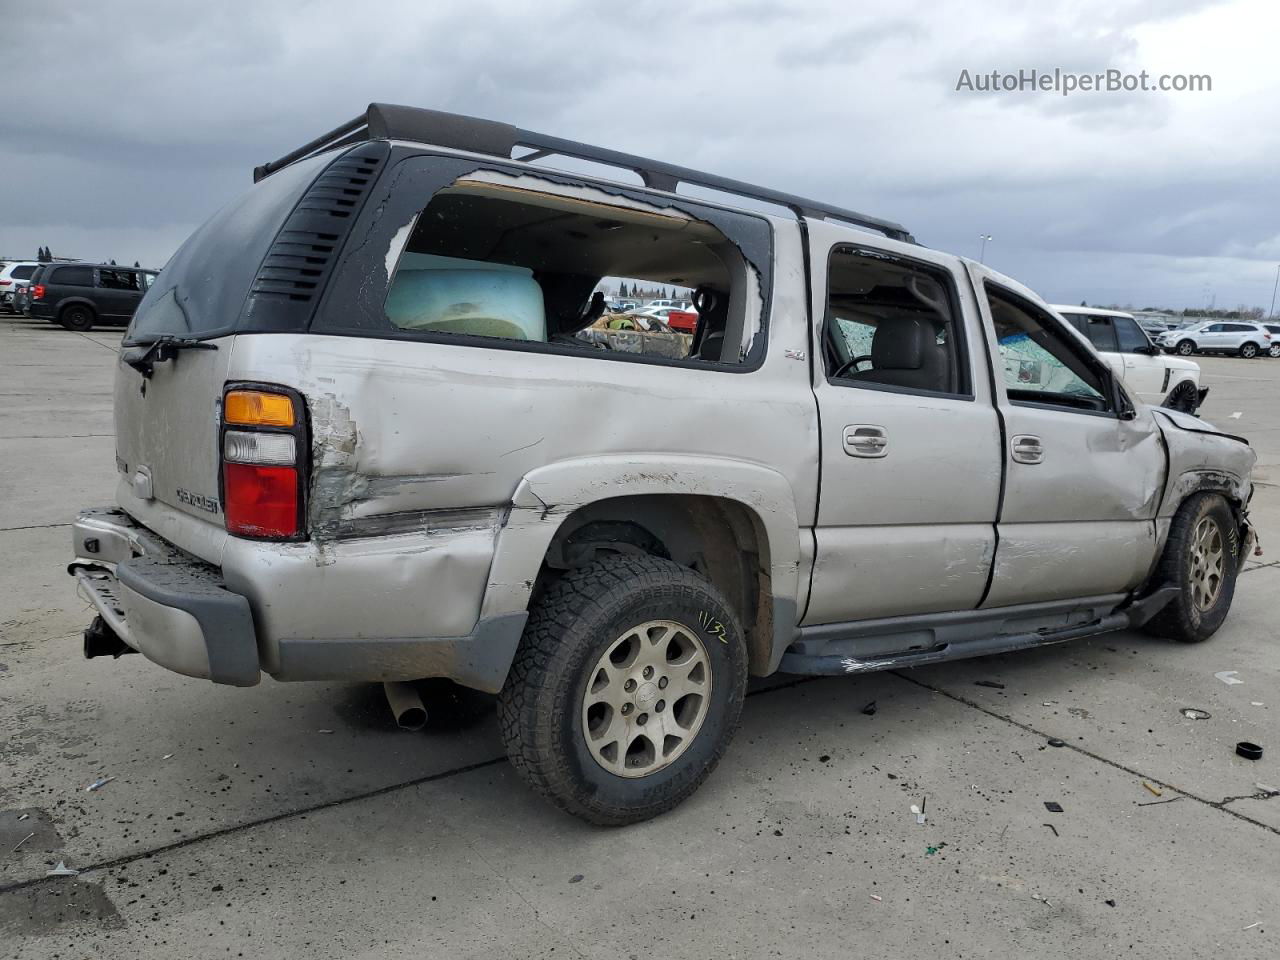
[380,176,761,366]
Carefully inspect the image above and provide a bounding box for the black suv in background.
[27,263,158,331]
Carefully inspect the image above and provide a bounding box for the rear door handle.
[843,424,889,458]
[1011,434,1043,464]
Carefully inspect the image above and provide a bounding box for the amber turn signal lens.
[224,390,295,427]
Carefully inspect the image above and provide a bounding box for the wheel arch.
[479,455,803,677]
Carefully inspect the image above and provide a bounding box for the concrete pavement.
[1,316,1277,958]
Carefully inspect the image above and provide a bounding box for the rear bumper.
[70,506,526,692]
[71,508,260,686]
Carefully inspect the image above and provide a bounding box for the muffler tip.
[382,681,428,732]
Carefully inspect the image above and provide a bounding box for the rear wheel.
[498,555,747,825]
[1161,380,1199,414]
[60,305,94,332]
[1144,493,1240,643]
[1269,343,1280,358]
[1240,342,1259,358]
[1176,339,1195,356]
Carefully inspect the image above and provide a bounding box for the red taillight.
[0,279,10,286]
[224,464,299,538]
[220,386,305,540]
[31,285,44,300]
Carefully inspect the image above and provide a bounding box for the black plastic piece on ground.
[1047,738,1066,748]
[1236,741,1263,761]
[1044,801,1064,813]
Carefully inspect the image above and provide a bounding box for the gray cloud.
[1,0,1275,312]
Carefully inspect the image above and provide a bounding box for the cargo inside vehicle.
[384,178,761,363]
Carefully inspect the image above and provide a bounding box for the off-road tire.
[1143,493,1240,643]
[498,554,747,825]
[60,305,95,332]
[1161,380,1199,414]
[1239,342,1259,359]
[1175,340,1195,356]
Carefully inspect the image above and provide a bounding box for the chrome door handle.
[843,424,889,458]
[1011,434,1043,464]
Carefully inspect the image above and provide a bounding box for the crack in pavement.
[0,675,817,896]
[892,670,1280,837]
[0,522,70,533]
[1240,560,1279,575]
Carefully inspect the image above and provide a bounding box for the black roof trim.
[253,102,914,243]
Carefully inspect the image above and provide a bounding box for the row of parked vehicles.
[0,260,157,330]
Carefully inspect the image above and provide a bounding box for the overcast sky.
[3,0,1278,312]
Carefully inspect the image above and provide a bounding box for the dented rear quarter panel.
[221,214,816,658]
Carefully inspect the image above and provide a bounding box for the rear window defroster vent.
[241,141,389,331]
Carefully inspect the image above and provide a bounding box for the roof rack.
[254,103,914,243]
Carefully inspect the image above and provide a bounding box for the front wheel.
[1161,380,1200,414]
[1176,340,1195,356]
[1240,342,1259,359]
[1144,493,1240,643]
[498,555,747,825]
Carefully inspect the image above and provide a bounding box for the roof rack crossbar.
[254,103,913,242]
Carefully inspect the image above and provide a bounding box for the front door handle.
[1011,434,1044,464]
[843,424,889,458]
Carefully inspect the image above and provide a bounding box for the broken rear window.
[380,175,763,366]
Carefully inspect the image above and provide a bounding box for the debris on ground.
[11,832,35,852]
[569,874,584,884]
[85,776,114,792]
[1229,411,1243,419]
[1243,922,1260,930]
[17,813,29,822]
[162,753,174,760]
[1236,741,1263,761]
[1044,801,1064,813]
[46,862,79,877]
[911,798,927,825]
[818,755,831,763]
[1180,707,1211,720]
[870,894,882,902]
[1141,781,1163,797]
[1042,701,1057,706]
[1137,796,1182,807]
[1256,782,1279,796]
[1047,738,1066,748]
[925,843,947,856]
[1031,893,1052,906]
[318,729,335,734]
[1105,899,1117,908]
[1043,823,1059,837]
[861,701,877,716]
[975,680,1005,689]
[1215,671,1243,685]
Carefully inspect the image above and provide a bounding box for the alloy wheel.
[1188,516,1225,612]
[581,619,712,778]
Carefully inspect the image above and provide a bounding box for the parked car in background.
[646,298,691,310]
[665,308,699,333]
[69,103,1257,825]
[1265,324,1280,358]
[27,263,158,331]
[0,261,40,313]
[624,304,688,331]
[1155,321,1272,358]
[1052,305,1207,413]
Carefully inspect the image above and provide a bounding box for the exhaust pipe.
[383,681,428,731]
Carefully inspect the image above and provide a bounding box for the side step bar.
[779,586,1179,677]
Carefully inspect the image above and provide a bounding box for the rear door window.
[98,269,142,291]
[1082,316,1119,352]
[11,265,36,280]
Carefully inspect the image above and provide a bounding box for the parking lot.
[1,314,1278,958]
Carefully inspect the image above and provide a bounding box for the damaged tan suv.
[71,104,1257,825]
